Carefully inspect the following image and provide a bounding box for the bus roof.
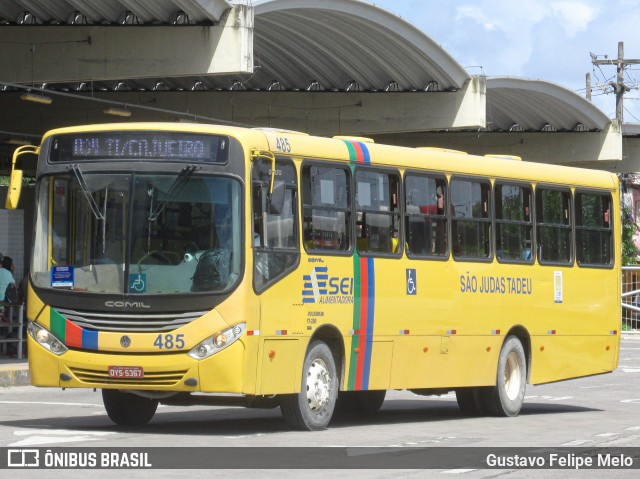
[40,122,618,191]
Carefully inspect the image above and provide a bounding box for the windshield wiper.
[69,164,104,220]
[148,164,197,221]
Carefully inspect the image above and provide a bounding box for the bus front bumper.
[27,335,246,393]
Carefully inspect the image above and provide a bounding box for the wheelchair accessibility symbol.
[406,269,416,295]
[128,273,147,293]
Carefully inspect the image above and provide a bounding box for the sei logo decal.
[302,266,354,304]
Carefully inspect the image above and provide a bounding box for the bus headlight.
[188,323,245,360]
[28,321,68,356]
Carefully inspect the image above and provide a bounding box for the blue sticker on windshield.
[129,273,147,293]
[51,266,74,288]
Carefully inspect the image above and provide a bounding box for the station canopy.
[0,0,617,136]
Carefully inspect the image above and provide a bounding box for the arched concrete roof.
[0,0,615,136]
[0,0,471,92]
[0,0,230,24]
[249,0,470,91]
[486,77,611,132]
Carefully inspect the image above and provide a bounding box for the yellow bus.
[6,123,620,430]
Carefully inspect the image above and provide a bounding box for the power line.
[591,41,640,123]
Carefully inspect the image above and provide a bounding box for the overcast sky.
[370,0,640,123]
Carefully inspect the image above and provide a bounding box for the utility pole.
[591,41,640,123]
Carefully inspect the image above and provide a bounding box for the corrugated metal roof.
[249,0,470,92]
[0,0,614,134]
[0,0,231,24]
[486,77,611,132]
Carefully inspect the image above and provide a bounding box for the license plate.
[108,366,144,379]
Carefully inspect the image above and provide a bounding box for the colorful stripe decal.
[356,257,375,390]
[343,139,375,391]
[50,308,99,350]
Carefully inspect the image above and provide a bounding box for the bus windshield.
[32,170,242,295]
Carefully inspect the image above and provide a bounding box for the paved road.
[1,337,639,478]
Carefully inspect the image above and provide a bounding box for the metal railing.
[622,266,640,331]
[0,303,25,358]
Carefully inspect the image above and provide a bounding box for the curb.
[0,364,30,388]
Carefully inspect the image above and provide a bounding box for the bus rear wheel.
[455,387,488,416]
[280,341,338,431]
[483,336,527,417]
[102,389,158,427]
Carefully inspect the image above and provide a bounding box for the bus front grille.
[70,367,188,386]
[55,308,207,333]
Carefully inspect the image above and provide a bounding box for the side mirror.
[5,145,38,209]
[5,169,23,209]
[268,180,285,215]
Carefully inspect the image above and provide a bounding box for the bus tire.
[280,341,338,431]
[483,336,527,417]
[455,387,488,416]
[356,390,386,415]
[337,390,386,416]
[102,389,158,427]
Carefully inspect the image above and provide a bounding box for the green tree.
[622,203,638,266]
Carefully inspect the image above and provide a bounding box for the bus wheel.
[337,390,386,416]
[483,336,527,417]
[356,390,386,415]
[455,388,488,416]
[102,389,158,427]
[280,341,338,431]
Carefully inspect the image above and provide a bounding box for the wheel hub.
[504,351,522,400]
[306,358,331,412]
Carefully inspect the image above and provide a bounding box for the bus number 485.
[153,334,185,350]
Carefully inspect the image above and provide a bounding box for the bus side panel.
[529,335,618,384]
[367,340,393,390]
[389,335,500,389]
[527,266,620,384]
[255,273,307,394]
[258,339,300,394]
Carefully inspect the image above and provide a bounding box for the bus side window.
[251,158,300,292]
[301,163,351,252]
[404,173,448,258]
[575,191,613,266]
[495,183,533,263]
[451,177,492,261]
[355,168,401,256]
[536,187,572,264]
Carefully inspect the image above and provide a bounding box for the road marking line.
[9,428,117,447]
[625,426,640,431]
[9,436,103,447]
[525,395,573,401]
[0,401,101,407]
[622,368,640,373]
[595,433,621,437]
[442,469,476,474]
[14,429,114,436]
